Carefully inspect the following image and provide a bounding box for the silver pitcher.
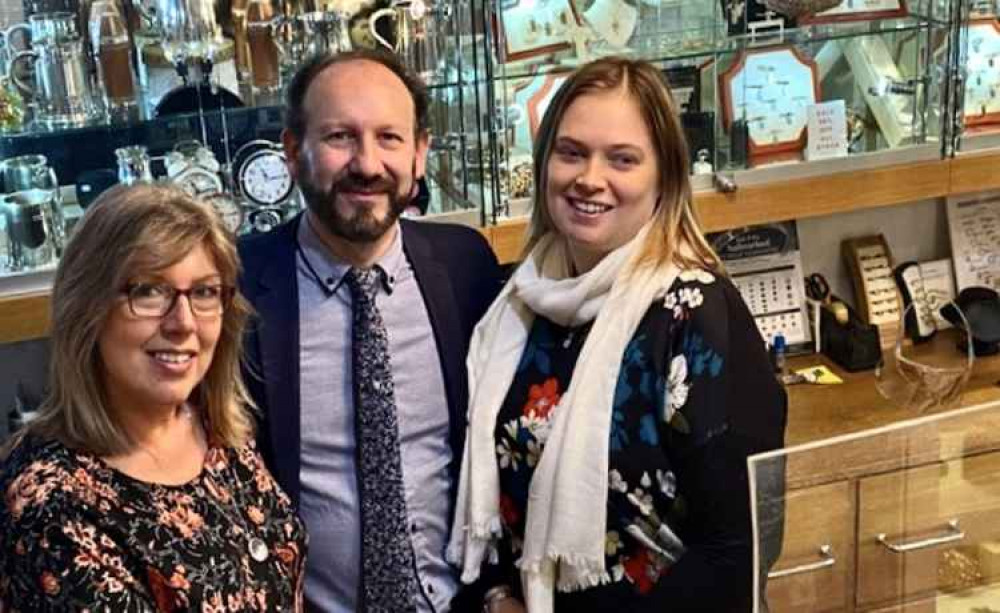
[1,154,65,253]
[370,0,449,84]
[7,12,101,128]
[0,189,59,272]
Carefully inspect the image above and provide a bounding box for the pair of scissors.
[805,273,831,304]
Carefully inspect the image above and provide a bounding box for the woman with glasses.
[0,184,306,610]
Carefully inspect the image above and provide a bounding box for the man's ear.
[413,130,430,180]
[281,128,300,177]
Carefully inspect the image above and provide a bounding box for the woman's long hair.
[523,56,722,274]
[3,184,254,459]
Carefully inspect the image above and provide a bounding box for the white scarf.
[447,223,681,612]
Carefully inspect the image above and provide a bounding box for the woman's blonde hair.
[6,183,254,458]
[523,56,722,273]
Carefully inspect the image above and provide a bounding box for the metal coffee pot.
[0,189,59,272]
[6,12,101,128]
[369,0,449,84]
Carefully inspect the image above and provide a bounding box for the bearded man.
[239,50,503,612]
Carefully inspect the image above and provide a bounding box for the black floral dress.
[493,271,786,612]
[0,434,307,611]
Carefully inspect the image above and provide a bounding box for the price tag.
[806,100,848,161]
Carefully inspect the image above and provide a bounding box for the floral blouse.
[0,434,307,611]
[494,271,786,611]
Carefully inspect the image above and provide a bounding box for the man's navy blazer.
[237,214,503,507]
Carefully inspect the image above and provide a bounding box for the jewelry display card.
[916,259,957,329]
[801,0,907,24]
[964,20,1000,128]
[946,190,1000,293]
[526,72,569,140]
[582,0,638,49]
[708,221,811,348]
[842,234,903,348]
[719,46,820,159]
[498,0,582,62]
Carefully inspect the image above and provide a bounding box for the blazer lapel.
[400,221,467,455]
[250,224,302,505]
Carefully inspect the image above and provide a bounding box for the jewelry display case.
[484,0,960,221]
[0,0,498,283]
[955,1,1000,153]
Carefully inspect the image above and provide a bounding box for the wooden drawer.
[857,450,1000,609]
[765,481,854,612]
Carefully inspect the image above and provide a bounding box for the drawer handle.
[876,518,966,553]
[767,545,835,579]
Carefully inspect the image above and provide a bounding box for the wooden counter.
[784,336,1000,447]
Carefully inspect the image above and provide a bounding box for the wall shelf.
[2,150,999,343]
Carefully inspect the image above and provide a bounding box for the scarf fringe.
[518,553,614,592]
[446,515,503,582]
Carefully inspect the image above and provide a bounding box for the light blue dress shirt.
[295,217,457,612]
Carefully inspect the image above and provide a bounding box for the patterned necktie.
[345,267,419,613]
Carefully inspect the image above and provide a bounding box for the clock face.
[240,149,294,206]
[964,21,1000,127]
[723,47,819,156]
[204,191,245,234]
[174,167,223,197]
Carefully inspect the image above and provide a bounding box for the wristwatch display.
[720,45,820,161]
[964,19,1000,128]
[233,140,295,207]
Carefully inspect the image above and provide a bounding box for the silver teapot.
[6,12,101,128]
[369,0,449,84]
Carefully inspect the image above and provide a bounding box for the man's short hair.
[284,50,430,142]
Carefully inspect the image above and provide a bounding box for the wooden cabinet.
[756,401,1000,613]
[765,481,855,612]
[857,451,1000,609]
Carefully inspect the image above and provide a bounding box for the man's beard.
[298,164,412,244]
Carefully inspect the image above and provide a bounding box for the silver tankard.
[6,12,102,128]
[0,189,59,272]
[1,155,65,253]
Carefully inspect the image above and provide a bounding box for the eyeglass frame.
[120,282,236,319]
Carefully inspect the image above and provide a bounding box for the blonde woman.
[448,57,787,612]
[0,184,306,610]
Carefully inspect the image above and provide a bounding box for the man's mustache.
[331,173,395,194]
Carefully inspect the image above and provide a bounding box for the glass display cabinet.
[0,0,995,281]
[485,0,961,219]
[0,0,498,284]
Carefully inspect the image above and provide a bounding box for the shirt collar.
[296,213,405,296]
